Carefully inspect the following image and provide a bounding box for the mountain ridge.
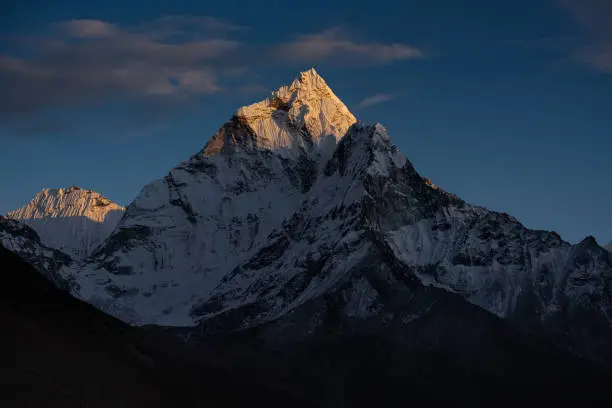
[7,186,124,257]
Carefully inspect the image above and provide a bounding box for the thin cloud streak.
[358,93,394,108]
[275,28,422,65]
[54,19,121,38]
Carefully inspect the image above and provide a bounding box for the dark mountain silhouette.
[0,244,311,408]
[180,293,612,408]
[6,230,610,408]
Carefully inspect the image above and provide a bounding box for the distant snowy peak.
[204,68,356,158]
[7,186,125,258]
[8,186,124,222]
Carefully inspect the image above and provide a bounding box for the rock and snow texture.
[7,187,125,258]
[203,68,355,162]
[62,68,361,325]
[0,216,72,290]
[50,69,612,362]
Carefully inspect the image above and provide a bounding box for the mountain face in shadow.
[3,237,611,408]
[174,240,612,408]
[15,214,125,257]
[0,245,310,408]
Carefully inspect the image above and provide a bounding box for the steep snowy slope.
[65,68,359,325]
[8,187,124,257]
[58,69,612,364]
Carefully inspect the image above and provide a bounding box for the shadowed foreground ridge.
[180,237,612,407]
[2,241,612,407]
[0,244,310,408]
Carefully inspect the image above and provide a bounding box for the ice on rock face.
[7,187,125,258]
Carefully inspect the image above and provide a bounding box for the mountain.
[4,68,612,407]
[605,241,612,252]
[0,215,71,290]
[52,69,612,366]
[7,186,124,258]
[0,243,310,408]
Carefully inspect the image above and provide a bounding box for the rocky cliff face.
[46,69,612,366]
[7,186,125,258]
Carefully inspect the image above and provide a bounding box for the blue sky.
[0,0,611,245]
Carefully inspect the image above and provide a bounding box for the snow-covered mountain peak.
[205,68,356,158]
[9,187,124,222]
[7,187,125,257]
[282,67,337,101]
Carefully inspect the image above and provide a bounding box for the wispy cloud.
[558,0,612,72]
[0,16,242,117]
[358,93,394,108]
[0,17,422,137]
[275,28,422,66]
[54,19,121,38]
